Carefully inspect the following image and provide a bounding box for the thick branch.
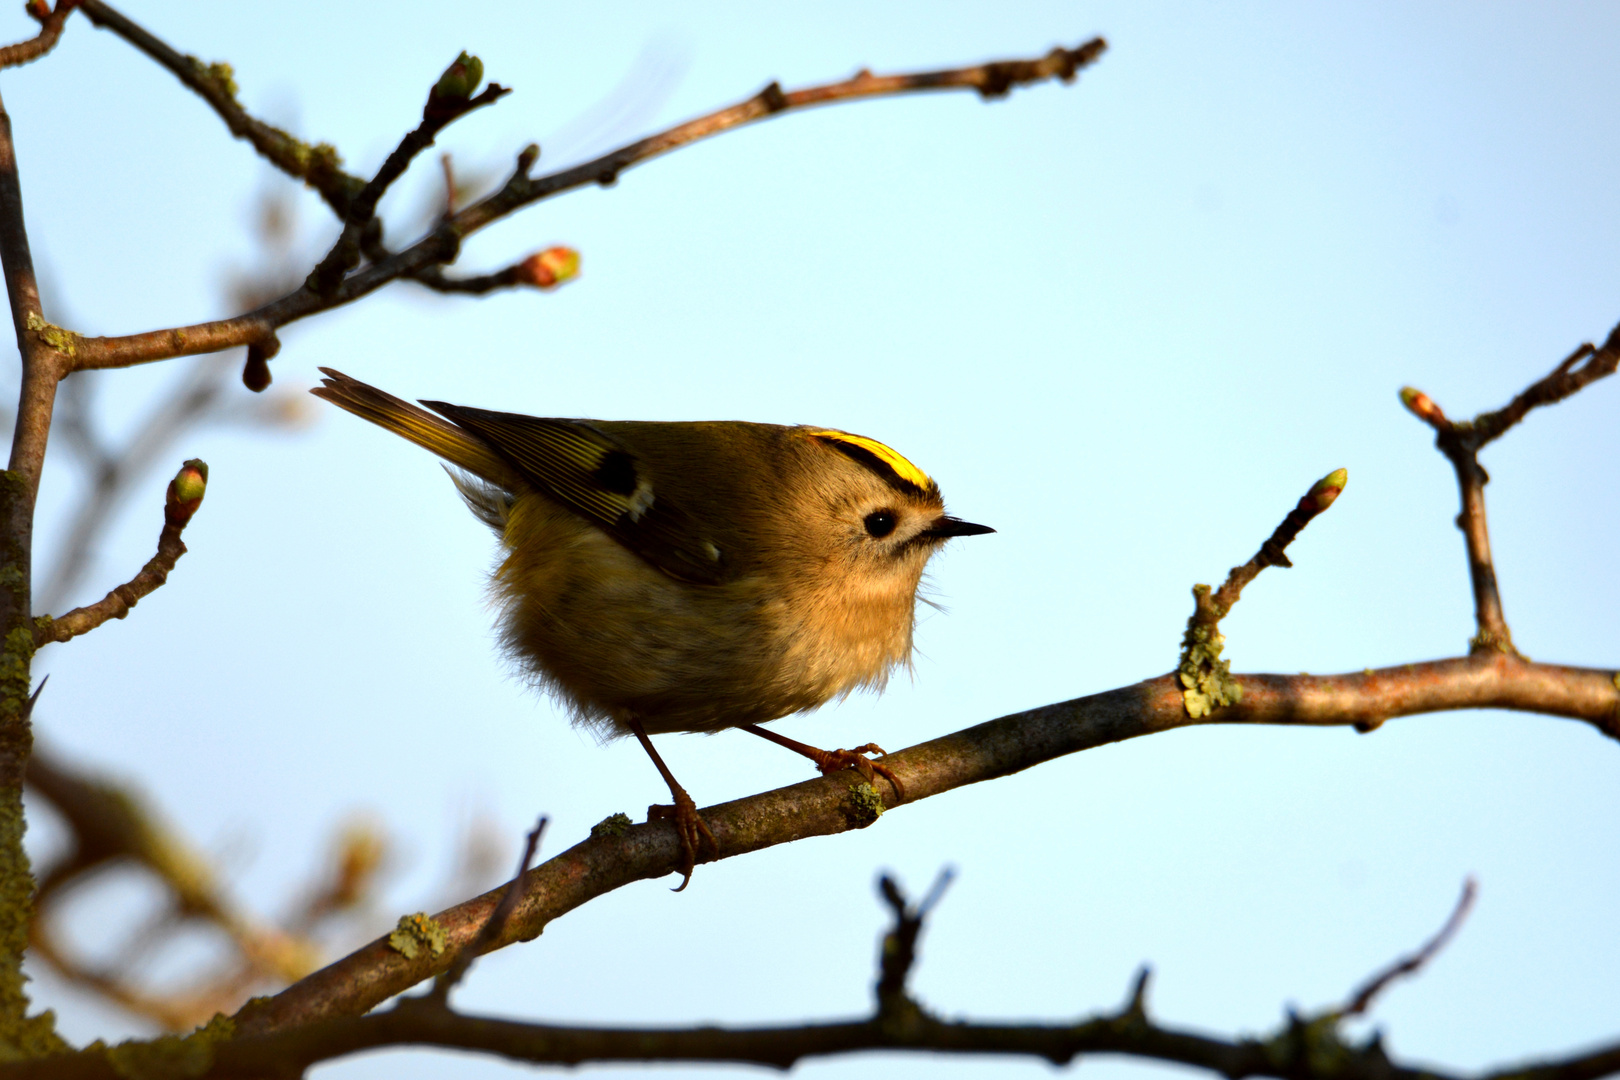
[237,651,1619,1035]
[0,2,74,70]
[34,461,207,647]
[11,980,1620,1080]
[65,38,1107,372]
[76,0,362,215]
[0,84,62,1050]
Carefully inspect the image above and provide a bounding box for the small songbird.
[312,369,992,886]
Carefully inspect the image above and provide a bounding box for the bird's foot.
[647,788,718,891]
[811,744,906,801]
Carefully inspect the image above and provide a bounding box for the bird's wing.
[421,401,729,585]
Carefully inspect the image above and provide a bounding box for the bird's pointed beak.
[921,515,995,539]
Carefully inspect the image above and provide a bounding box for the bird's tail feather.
[312,367,522,490]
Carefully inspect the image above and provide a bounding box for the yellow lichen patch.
[24,313,78,357]
[1178,623,1242,719]
[388,912,448,961]
[591,812,632,839]
[844,781,885,829]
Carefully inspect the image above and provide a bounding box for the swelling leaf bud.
[1399,386,1447,426]
[514,246,580,289]
[432,51,484,102]
[165,459,209,529]
[1307,467,1347,512]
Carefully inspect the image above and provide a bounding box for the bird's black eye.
[863,509,897,539]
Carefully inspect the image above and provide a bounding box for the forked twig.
[1401,321,1620,655]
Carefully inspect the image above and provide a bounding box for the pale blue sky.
[9,3,1620,1079]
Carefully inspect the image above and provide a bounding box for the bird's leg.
[739,723,906,801]
[627,718,717,891]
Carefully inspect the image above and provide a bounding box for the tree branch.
[424,816,545,1004]
[0,82,67,1052]
[63,38,1108,372]
[305,57,511,299]
[0,1,75,70]
[1337,877,1477,1019]
[8,875,1620,1080]
[234,650,1619,1035]
[1179,468,1347,719]
[75,0,363,215]
[1401,322,1620,656]
[34,460,207,647]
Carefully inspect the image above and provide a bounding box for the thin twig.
[874,868,953,1011]
[40,360,228,610]
[65,38,1107,372]
[0,1,75,70]
[425,816,546,1004]
[34,461,207,647]
[1400,322,1620,656]
[407,265,528,295]
[76,0,362,215]
[306,74,511,297]
[1338,877,1477,1018]
[1177,468,1347,718]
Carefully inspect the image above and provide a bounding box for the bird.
[312,368,992,887]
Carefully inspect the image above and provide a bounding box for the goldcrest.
[312,369,991,885]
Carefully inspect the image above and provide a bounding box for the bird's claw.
[648,789,718,891]
[813,743,906,801]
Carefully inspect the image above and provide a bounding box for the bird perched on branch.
[312,369,992,887]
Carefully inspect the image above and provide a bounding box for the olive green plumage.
[312,368,990,737]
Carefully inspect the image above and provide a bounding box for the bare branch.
[1400,322,1620,656]
[1471,323,1620,447]
[1178,468,1347,719]
[0,1,75,70]
[234,650,1618,1035]
[306,60,511,298]
[0,80,66,1047]
[64,39,1107,373]
[7,880,1617,1080]
[1338,877,1477,1018]
[75,0,363,215]
[407,247,579,296]
[874,868,953,1012]
[425,816,546,1004]
[42,360,227,609]
[34,460,207,647]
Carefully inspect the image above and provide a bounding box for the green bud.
[433,51,483,101]
[165,459,209,529]
[1308,467,1347,511]
[173,460,208,504]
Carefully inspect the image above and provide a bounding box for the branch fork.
[1401,321,1620,657]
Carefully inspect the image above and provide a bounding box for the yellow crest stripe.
[806,429,934,492]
